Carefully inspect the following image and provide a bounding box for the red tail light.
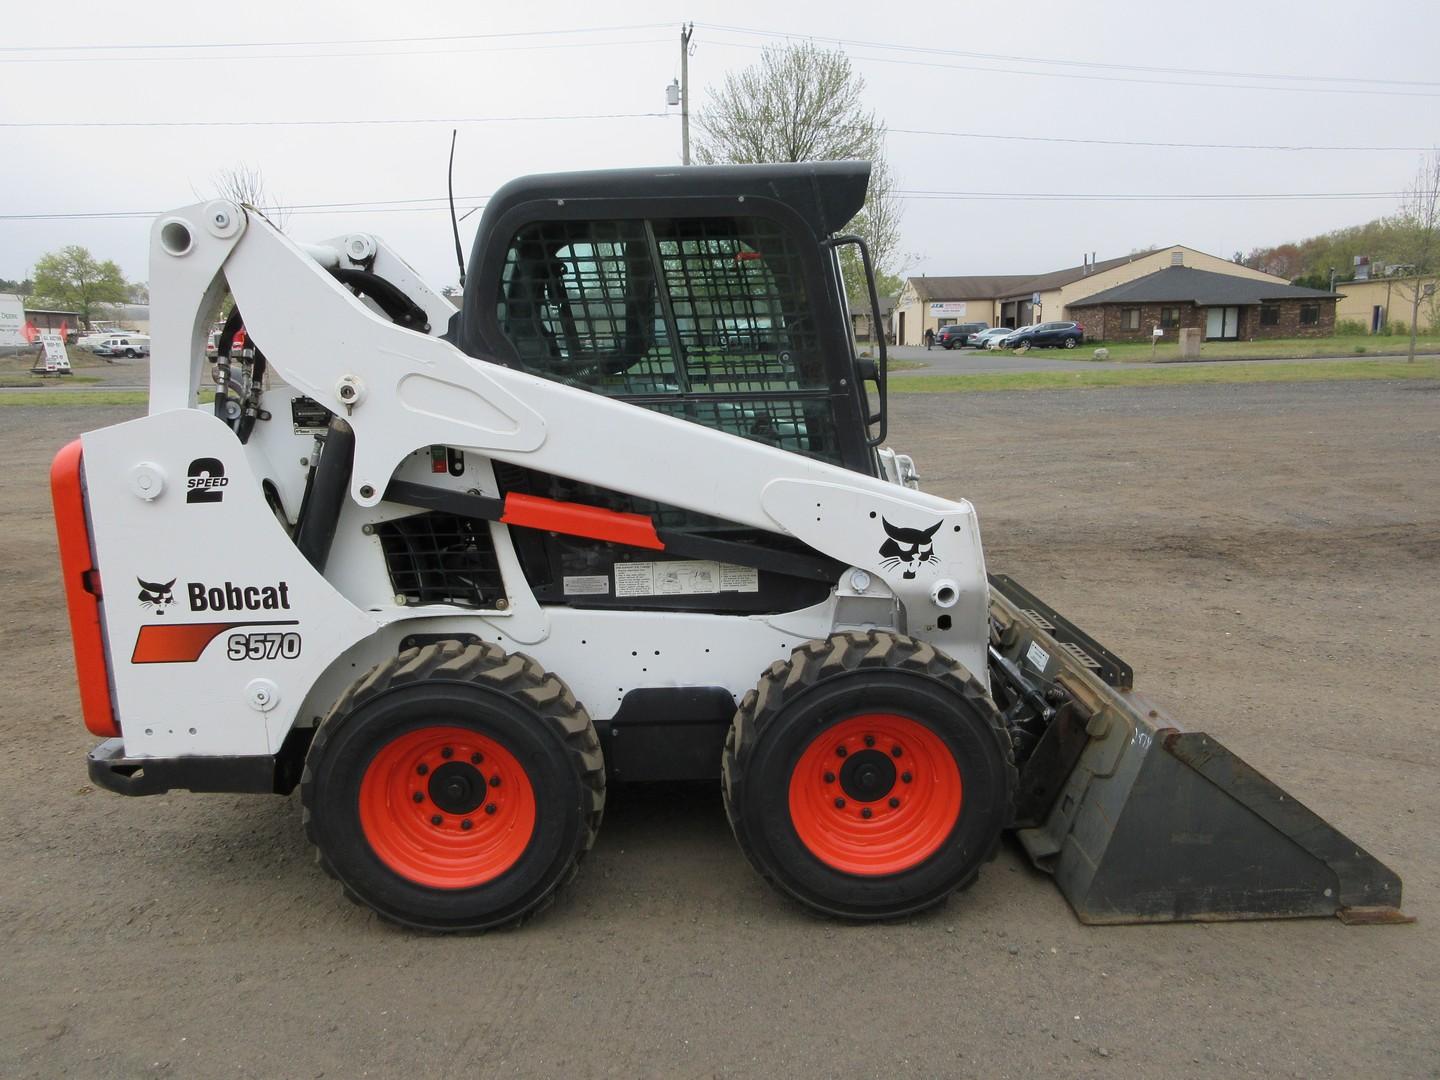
[1076,324,1085,332]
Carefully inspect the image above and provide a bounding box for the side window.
[495,214,842,463]
[496,220,677,394]
[653,216,826,393]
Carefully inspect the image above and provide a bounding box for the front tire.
[1063,337,1076,349]
[723,631,1014,919]
[302,640,604,931]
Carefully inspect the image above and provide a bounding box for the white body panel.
[82,202,992,761]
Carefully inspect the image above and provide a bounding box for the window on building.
[1299,303,1320,326]
[1160,306,1182,329]
[1259,305,1280,327]
[1121,307,1141,330]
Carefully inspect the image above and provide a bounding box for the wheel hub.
[428,761,487,816]
[839,749,896,803]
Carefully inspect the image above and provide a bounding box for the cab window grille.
[376,512,505,609]
[495,214,840,465]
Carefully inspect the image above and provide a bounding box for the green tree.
[1389,150,1440,361]
[30,246,129,326]
[694,42,910,313]
[0,277,33,294]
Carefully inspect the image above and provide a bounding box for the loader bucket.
[988,578,1409,926]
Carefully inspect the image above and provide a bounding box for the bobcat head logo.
[879,519,941,579]
[137,577,176,614]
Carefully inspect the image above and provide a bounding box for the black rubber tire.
[1063,337,1077,349]
[722,630,1015,920]
[124,349,137,358]
[301,640,604,932]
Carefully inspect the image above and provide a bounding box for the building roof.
[909,275,1036,301]
[996,251,1160,299]
[1067,266,1339,307]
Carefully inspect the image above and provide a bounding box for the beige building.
[892,246,1290,346]
[1332,274,1439,333]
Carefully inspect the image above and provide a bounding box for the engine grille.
[376,512,505,609]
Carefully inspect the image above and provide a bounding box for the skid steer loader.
[51,161,1407,931]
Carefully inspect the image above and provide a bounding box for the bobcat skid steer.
[52,162,1406,931]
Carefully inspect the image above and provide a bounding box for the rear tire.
[722,631,1014,919]
[302,640,604,931]
[1063,337,1077,349]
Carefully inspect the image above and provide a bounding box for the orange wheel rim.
[788,713,962,876]
[359,725,536,889]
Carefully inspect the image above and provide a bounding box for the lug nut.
[891,745,903,758]
[835,745,848,758]
[416,763,429,776]
[461,819,473,831]
[471,752,484,765]
[834,797,846,808]
[864,735,876,748]
[485,803,497,815]
[441,747,453,759]
[412,792,424,804]
[861,807,873,819]
[902,772,913,784]
[889,797,900,808]
[489,775,501,788]
[430,814,443,826]
[824,771,836,783]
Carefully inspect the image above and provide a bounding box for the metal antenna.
[448,128,465,286]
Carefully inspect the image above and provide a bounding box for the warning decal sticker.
[614,561,759,598]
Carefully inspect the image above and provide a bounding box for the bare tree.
[1389,150,1440,362]
[211,163,290,232]
[694,42,906,300]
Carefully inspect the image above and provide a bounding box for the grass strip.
[890,359,1440,393]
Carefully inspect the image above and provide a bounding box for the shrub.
[1333,319,1367,336]
[1353,345,1367,354]
[1391,320,1409,336]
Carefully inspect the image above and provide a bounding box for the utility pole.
[680,23,694,165]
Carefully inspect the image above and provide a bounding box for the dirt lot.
[2,381,1437,1079]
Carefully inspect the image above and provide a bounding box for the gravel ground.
[2,380,1436,1078]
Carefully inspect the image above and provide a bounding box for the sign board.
[1152,327,1164,337]
[0,294,25,349]
[36,333,72,374]
[928,301,966,317]
[1031,292,1041,306]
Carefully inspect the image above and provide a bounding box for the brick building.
[1066,266,1339,342]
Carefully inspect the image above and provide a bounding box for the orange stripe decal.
[500,492,664,551]
[50,441,118,738]
[131,623,246,664]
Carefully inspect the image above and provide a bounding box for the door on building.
[1205,306,1240,340]
[1372,305,1383,333]
[897,311,906,345]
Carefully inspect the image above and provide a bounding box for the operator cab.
[454,161,887,476]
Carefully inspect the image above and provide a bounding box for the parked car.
[1002,321,1085,350]
[935,322,989,349]
[94,334,150,359]
[970,327,1016,350]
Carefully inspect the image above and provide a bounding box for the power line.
[888,127,1431,154]
[697,22,1439,90]
[3,189,1408,223]
[0,37,672,66]
[0,23,670,53]
[700,29,1440,99]
[0,112,670,130]
[895,189,1404,202]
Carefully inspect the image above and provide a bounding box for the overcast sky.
[3,0,1436,291]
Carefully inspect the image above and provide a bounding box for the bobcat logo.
[879,519,941,579]
[137,577,176,614]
